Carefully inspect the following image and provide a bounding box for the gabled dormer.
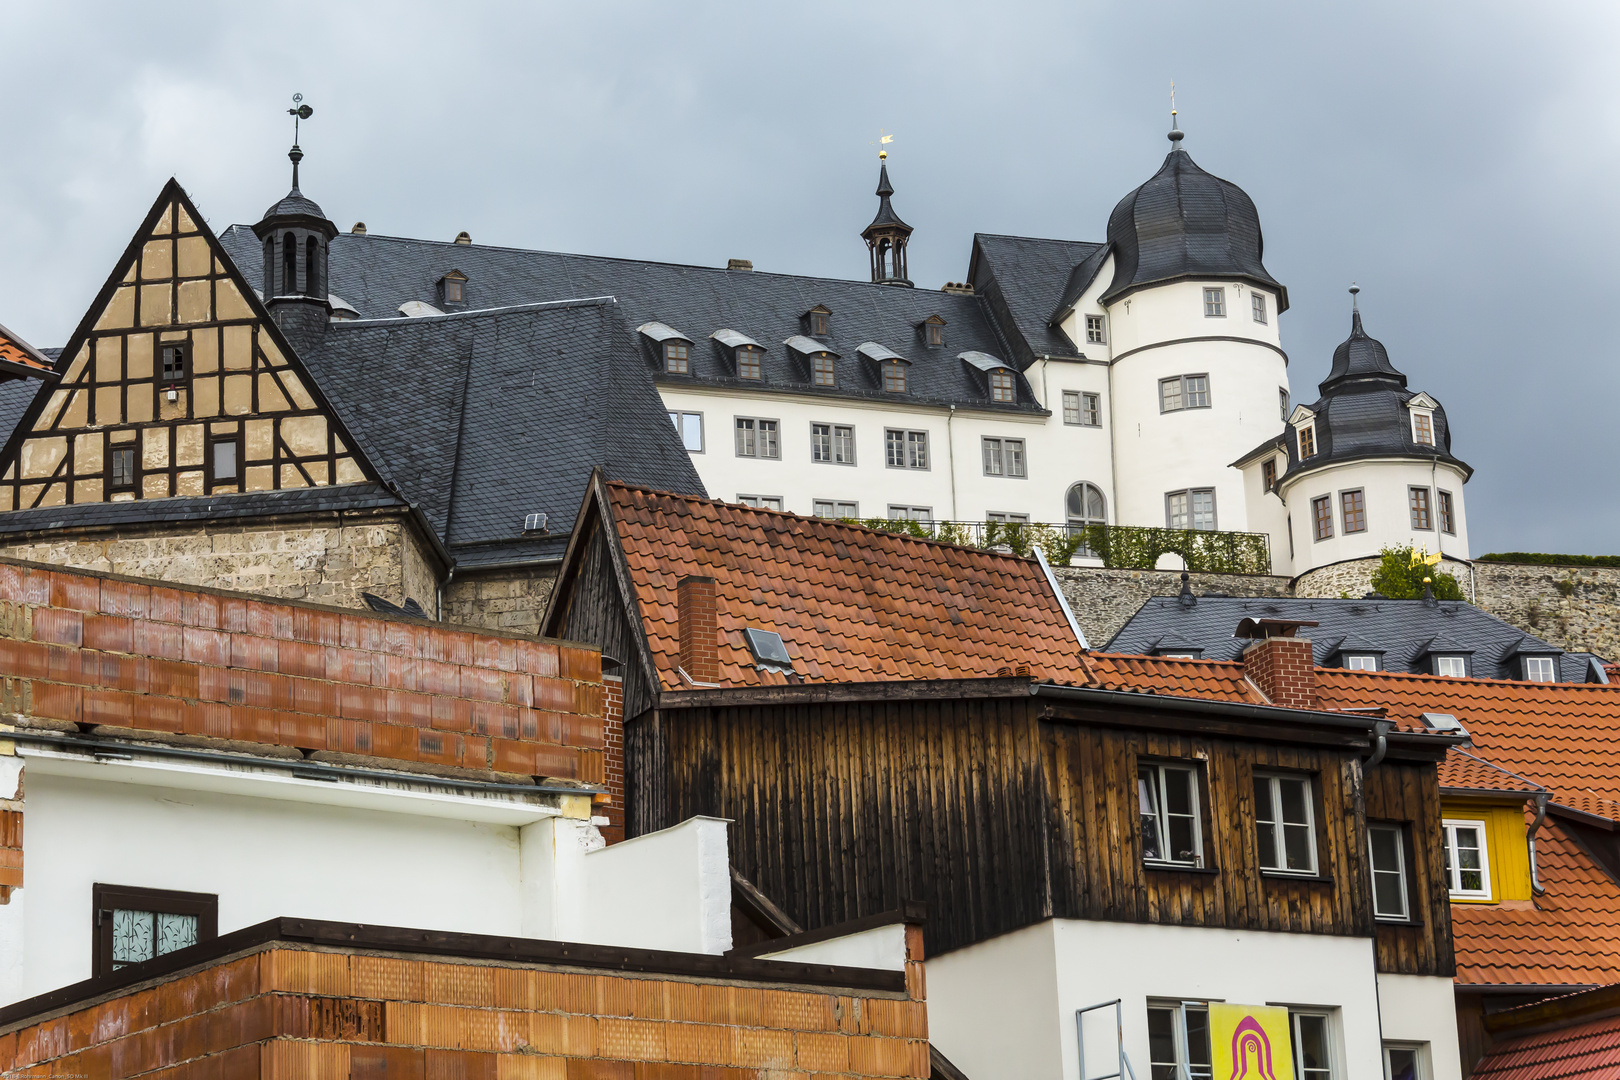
[1289,404,1319,461]
[710,329,766,381]
[1406,392,1439,447]
[918,314,946,348]
[436,269,468,311]
[783,336,839,388]
[637,321,695,375]
[959,351,1018,404]
[802,305,832,339]
[855,342,910,394]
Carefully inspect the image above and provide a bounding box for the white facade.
[928,918,1461,1080]
[0,741,736,1005]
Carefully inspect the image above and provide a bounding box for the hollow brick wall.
[0,945,930,1079]
[0,557,604,781]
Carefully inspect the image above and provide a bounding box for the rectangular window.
[1280,387,1290,421]
[161,344,188,383]
[981,437,1026,478]
[109,446,138,490]
[810,310,829,336]
[1412,411,1434,446]
[1253,292,1268,324]
[812,500,857,519]
[1292,1012,1336,1080]
[1081,392,1101,426]
[885,428,929,469]
[1160,376,1183,413]
[1343,655,1379,671]
[1148,1003,1212,1080]
[734,418,779,459]
[811,423,855,465]
[926,321,945,347]
[1438,490,1455,535]
[1436,656,1467,678]
[1254,773,1317,874]
[664,342,689,374]
[1261,458,1277,490]
[888,505,932,522]
[989,370,1015,403]
[93,884,218,977]
[1203,287,1225,317]
[1062,390,1082,425]
[1341,489,1367,533]
[668,411,703,452]
[1183,375,1209,408]
[1442,819,1491,898]
[1139,762,1203,866]
[1312,495,1333,541]
[1165,489,1216,531]
[1160,374,1210,412]
[812,354,835,386]
[883,362,907,393]
[208,436,239,485]
[736,494,782,510]
[986,511,1030,524]
[445,278,464,303]
[1525,656,1557,682]
[736,347,762,380]
[1384,1045,1423,1080]
[1409,487,1431,530]
[1298,422,1317,458]
[1085,314,1106,344]
[1368,824,1410,921]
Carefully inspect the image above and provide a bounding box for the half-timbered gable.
[0,181,374,514]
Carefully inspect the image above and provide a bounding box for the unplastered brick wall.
[0,557,604,781]
[443,566,560,638]
[0,512,439,613]
[0,945,930,1079]
[602,674,625,845]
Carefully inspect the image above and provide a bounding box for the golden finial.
[1170,82,1177,120]
[877,131,894,160]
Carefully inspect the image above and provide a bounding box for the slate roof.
[302,299,705,566]
[0,378,36,449]
[1100,136,1285,310]
[1105,595,1603,682]
[219,227,1046,412]
[968,233,1104,366]
[0,483,406,537]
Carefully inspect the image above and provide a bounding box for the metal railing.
[839,518,1274,575]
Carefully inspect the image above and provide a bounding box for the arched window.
[1066,482,1107,557]
[305,236,320,297]
[282,232,297,295]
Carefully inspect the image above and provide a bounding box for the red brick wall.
[677,576,718,684]
[1242,637,1318,710]
[602,673,625,844]
[0,805,19,903]
[0,946,930,1079]
[0,559,605,781]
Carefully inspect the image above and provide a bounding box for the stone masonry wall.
[1470,562,1620,661]
[443,565,560,637]
[0,514,435,613]
[1054,566,1292,647]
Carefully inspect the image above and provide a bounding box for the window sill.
[1260,870,1333,884]
[1375,917,1424,928]
[1144,861,1217,876]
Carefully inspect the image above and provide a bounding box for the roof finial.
[1349,281,1360,311]
[1168,82,1184,146]
[286,93,313,192]
[877,130,893,161]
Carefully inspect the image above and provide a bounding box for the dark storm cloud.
[1,1,1614,553]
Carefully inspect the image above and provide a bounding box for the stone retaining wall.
[443,565,560,638]
[1054,566,1291,647]
[1470,562,1620,661]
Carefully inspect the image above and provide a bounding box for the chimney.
[727,259,754,272]
[1235,617,1318,711]
[678,576,719,684]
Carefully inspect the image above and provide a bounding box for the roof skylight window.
[744,628,794,673]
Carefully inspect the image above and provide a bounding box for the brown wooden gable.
[0,179,377,512]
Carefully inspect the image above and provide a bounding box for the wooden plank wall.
[557,525,657,721]
[1362,761,1455,976]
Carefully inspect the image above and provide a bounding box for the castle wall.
[1470,562,1620,662]
[442,564,560,637]
[1052,565,1292,647]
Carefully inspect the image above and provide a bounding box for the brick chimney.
[678,576,719,684]
[1237,617,1318,710]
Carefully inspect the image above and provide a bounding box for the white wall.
[1378,973,1462,1080]
[1276,457,1471,572]
[930,918,1405,1080]
[577,816,731,955]
[759,922,910,971]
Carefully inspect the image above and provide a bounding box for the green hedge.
[1478,552,1620,568]
[848,519,1273,575]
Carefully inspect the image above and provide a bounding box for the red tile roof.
[0,320,54,377]
[1452,820,1620,987]
[1083,653,1264,704]
[1472,1013,1620,1079]
[1439,748,1547,796]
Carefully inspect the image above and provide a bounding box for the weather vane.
[875,130,894,160]
[288,93,313,146]
[1170,82,1177,121]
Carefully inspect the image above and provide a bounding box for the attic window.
[1297,422,1317,459]
[925,317,946,347]
[1411,410,1435,446]
[808,307,830,337]
[812,354,835,387]
[665,342,690,374]
[1421,712,1466,735]
[989,370,1015,403]
[161,344,188,384]
[1525,657,1557,682]
[524,513,549,534]
[445,278,464,304]
[743,628,794,673]
[884,361,907,393]
[737,347,762,380]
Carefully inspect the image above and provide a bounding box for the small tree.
[1369,545,1465,601]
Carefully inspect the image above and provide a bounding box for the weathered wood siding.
[1363,760,1456,977]
[555,525,658,722]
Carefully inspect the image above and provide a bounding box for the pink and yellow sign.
[1209,1003,1294,1080]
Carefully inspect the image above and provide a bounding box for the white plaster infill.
[16,745,578,826]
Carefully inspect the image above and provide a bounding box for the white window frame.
[1203,287,1226,317]
[1252,292,1268,324]
[1138,762,1204,868]
[668,411,704,453]
[1410,408,1436,446]
[810,422,856,466]
[1441,818,1492,899]
[986,511,1030,524]
[1435,656,1467,678]
[1081,392,1101,426]
[884,428,930,470]
[1524,656,1557,682]
[1368,823,1410,921]
[735,494,782,510]
[734,417,780,460]
[1085,313,1107,344]
[981,437,1027,478]
[1290,1010,1338,1080]
[1062,390,1082,425]
[1343,655,1379,671]
[1383,1043,1427,1080]
[1297,420,1318,459]
[811,499,858,519]
[1254,772,1319,875]
[1146,1000,1212,1080]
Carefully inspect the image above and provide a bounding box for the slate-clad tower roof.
[1101,126,1286,309]
[1320,308,1406,393]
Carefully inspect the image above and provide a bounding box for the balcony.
[849,518,1274,575]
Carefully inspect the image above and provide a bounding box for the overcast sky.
[2,1,1615,555]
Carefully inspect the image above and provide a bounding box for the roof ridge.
[974,231,1104,247]
[330,296,617,327]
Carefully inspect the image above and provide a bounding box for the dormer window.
[664,341,690,374]
[638,322,695,374]
[1085,314,1106,344]
[1525,657,1557,682]
[1412,410,1435,446]
[1297,422,1317,459]
[812,354,835,386]
[711,330,766,381]
[884,361,906,393]
[989,370,1015,403]
[1342,655,1379,671]
[1435,656,1468,678]
[806,305,831,337]
[737,347,762,380]
[438,271,467,306]
[926,322,944,347]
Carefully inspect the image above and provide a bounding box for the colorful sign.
[1209,1003,1294,1080]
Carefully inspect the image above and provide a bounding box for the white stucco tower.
[1050,121,1292,537]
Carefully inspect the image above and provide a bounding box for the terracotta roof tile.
[1083,653,1265,703]
[1473,1011,1620,1079]
[0,321,54,375]
[1440,748,1547,795]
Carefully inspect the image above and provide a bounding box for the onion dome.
[1101,125,1285,309]
[1319,307,1406,394]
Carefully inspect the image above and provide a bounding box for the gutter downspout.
[1364,720,1392,769]
[946,404,959,521]
[1528,791,1550,895]
[1105,344,1120,528]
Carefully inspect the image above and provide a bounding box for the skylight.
[744,628,794,673]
